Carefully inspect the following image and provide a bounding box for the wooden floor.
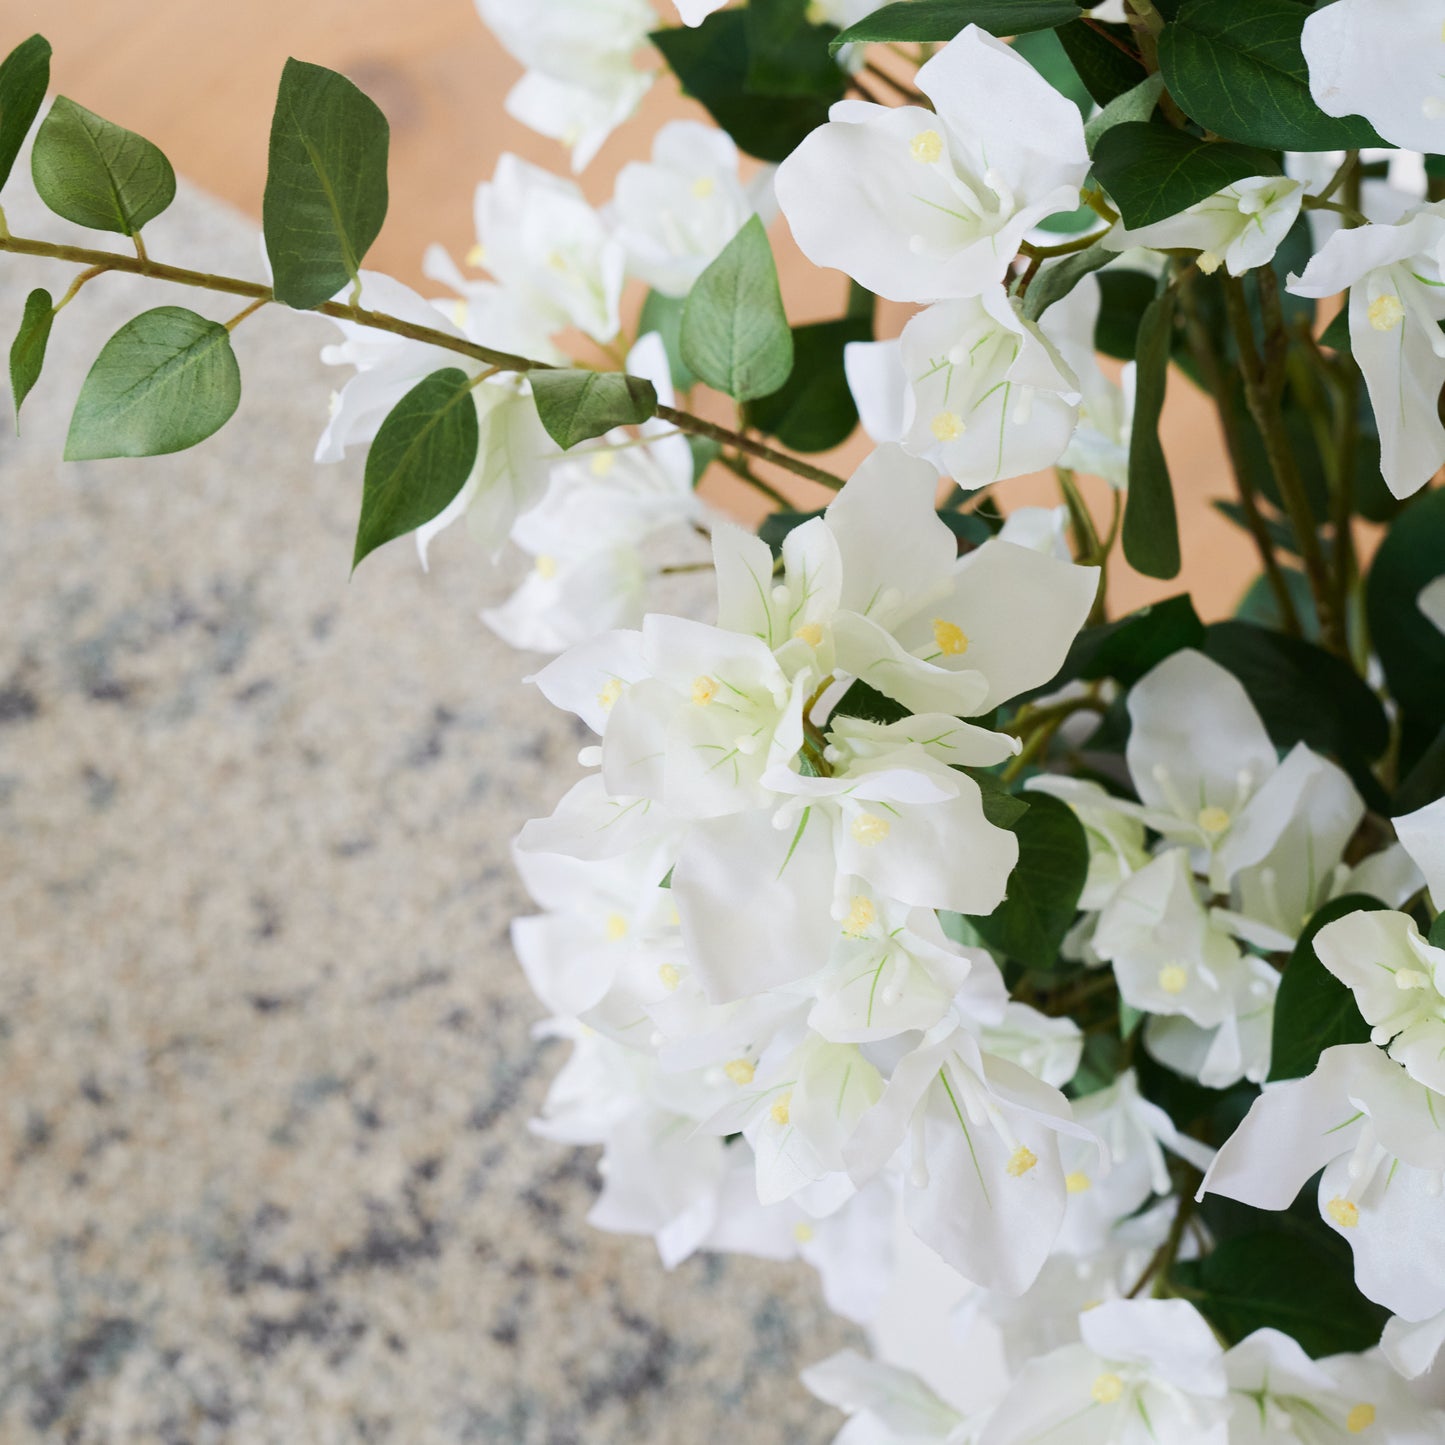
[7,0,1248,615]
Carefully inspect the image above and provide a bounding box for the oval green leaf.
[0,34,51,193]
[31,96,176,235]
[1158,0,1385,152]
[10,287,53,426]
[1123,287,1181,580]
[530,369,658,451]
[681,215,794,403]
[353,368,479,570]
[1093,122,1281,229]
[264,58,390,311]
[832,0,1083,51]
[65,306,240,460]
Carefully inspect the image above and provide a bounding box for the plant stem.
[717,450,794,509]
[1223,273,1341,652]
[52,263,109,313]
[864,59,927,106]
[1176,273,1302,636]
[0,230,849,492]
[224,296,268,332]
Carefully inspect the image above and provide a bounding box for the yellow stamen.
[604,912,628,942]
[597,678,623,712]
[1197,805,1231,836]
[1369,294,1405,332]
[691,175,716,200]
[842,895,878,938]
[535,554,558,580]
[770,1092,792,1126]
[1395,968,1431,991]
[1006,1145,1038,1178]
[691,675,719,706]
[590,450,617,477]
[910,129,944,164]
[1197,251,1222,276]
[658,963,682,991]
[850,813,891,846]
[930,410,966,443]
[793,622,824,647]
[1328,1196,1360,1229]
[1091,1373,1124,1405]
[793,1220,815,1243]
[1158,965,1189,996]
[724,1058,756,1086]
[465,242,487,268]
[1346,1403,1376,1433]
[1066,1171,1092,1194]
[932,619,969,656]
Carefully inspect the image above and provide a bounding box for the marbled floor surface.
[0,177,856,1443]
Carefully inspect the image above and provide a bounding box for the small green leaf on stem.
[0,34,51,193]
[531,369,658,451]
[65,306,240,460]
[32,97,176,235]
[263,58,390,311]
[10,287,53,425]
[353,368,479,570]
[682,215,793,403]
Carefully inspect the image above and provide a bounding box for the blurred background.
[0,3,1239,1441]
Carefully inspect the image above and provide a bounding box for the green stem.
[718,450,794,509]
[0,230,849,492]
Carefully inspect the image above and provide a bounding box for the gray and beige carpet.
[0,174,855,1442]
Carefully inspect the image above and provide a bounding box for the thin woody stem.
[0,230,849,492]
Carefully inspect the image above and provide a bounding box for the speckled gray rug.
[0,175,855,1443]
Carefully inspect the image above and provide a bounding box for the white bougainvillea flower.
[802,1350,974,1445]
[672,741,1017,1002]
[1027,776,1151,914]
[473,154,626,342]
[514,772,677,863]
[612,120,772,297]
[1224,1327,1445,1444]
[1420,575,1445,637]
[1314,908,1445,1094]
[671,0,729,23]
[1051,1069,1215,1258]
[1395,793,1445,909]
[481,333,703,653]
[896,287,1083,486]
[979,1002,1085,1094]
[474,0,654,170]
[1108,650,1313,892]
[844,337,914,450]
[822,447,1099,716]
[1288,205,1445,498]
[978,1299,1229,1445]
[1104,175,1307,278]
[1093,849,1279,1087]
[1302,0,1445,153]
[1201,1043,1445,1323]
[1383,1306,1445,1380]
[774,25,1089,303]
[846,1019,1098,1294]
[1049,275,1134,490]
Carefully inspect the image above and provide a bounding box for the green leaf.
[966,791,1088,971]
[0,34,51,193]
[831,678,912,728]
[1057,18,1147,107]
[639,289,697,393]
[1269,895,1384,1083]
[1395,723,1445,817]
[353,369,479,570]
[1174,1232,1390,1359]
[1367,488,1445,776]
[1123,286,1180,580]
[1318,306,1350,354]
[1158,0,1385,152]
[1083,73,1165,155]
[1092,122,1281,229]
[263,57,390,311]
[974,771,1030,831]
[1022,240,1114,324]
[745,0,845,99]
[1095,269,1157,361]
[530,369,658,452]
[652,13,838,164]
[745,317,869,451]
[1236,567,1321,643]
[1432,913,1445,951]
[31,96,175,235]
[832,0,1084,50]
[1064,595,1206,690]
[9,287,53,425]
[64,307,240,461]
[682,216,794,402]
